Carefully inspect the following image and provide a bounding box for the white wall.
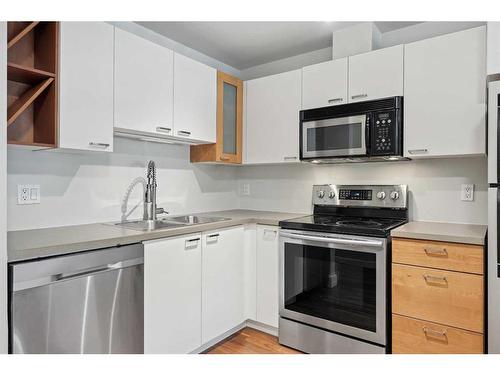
[237,158,488,225]
[1,22,8,354]
[7,137,239,231]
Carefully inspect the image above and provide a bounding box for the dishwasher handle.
[13,257,144,292]
[54,258,142,281]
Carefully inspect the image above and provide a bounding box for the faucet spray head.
[146,160,156,185]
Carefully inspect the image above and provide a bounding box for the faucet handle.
[156,207,168,215]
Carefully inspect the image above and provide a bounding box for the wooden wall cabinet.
[6,22,58,148]
[190,71,243,163]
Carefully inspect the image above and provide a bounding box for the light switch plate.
[461,184,474,201]
[17,184,40,205]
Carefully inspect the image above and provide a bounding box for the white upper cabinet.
[487,22,500,76]
[404,27,486,158]
[173,53,217,143]
[244,69,302,164]
[348,44,404,102]
[114,28,174,137]
[59,22,114,152]
[256,225,279,328]
[144,233,202,354]
[302,58,348,109]
[202,226,245,344]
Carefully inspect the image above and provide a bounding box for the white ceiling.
[136,22,421,70]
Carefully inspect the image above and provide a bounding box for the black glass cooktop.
[279,214,407,237]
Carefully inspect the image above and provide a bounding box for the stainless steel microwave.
[299,97,405,163]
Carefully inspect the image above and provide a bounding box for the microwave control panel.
[372,110,397,155]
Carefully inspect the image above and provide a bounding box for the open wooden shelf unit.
[6,21,59,148]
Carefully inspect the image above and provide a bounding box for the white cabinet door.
[59,22,114,152]
[302,58,348,109]
[487,22,500,76]
[348,45,404,103]
[245,69,302,164]
[114,28,174,136]
[202,226,245,344]
[173,53,216,143]
[256,225,279,328]
[404,26,486,158]
[144,233,202,354]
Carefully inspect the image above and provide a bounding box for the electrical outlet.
[17,185,40,205]
[461,184,474,202]
[243,183,250,196]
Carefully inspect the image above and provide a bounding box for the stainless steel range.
[278,184,408,354]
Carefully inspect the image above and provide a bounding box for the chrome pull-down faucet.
[144,160,166,221]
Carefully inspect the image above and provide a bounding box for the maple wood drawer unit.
[392,263,483,333]
[392,238,483,275]
[392,314,483,354]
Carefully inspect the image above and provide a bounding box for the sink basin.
[114,219,185,232]
[165,215,230,225]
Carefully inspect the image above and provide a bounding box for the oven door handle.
[280,232,384,248]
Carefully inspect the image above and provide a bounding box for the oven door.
[279,229,386,345]
[301,115,367,159]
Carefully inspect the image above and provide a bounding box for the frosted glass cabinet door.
[114,28,174,136]
[59,22,114,152]
[217,72,243,163]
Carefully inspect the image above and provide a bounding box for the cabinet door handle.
[408,149,429,155]
[207,233,219,243]
[89,142,110,148]
[424,247,448,256]
[422,326,447,340]
[328,98,343,104]
[156,127,172,133]
[178,130,191,137]
[185,238,200,249]
[351,94,368,100]
[283,156,297,161]
[220,156,230,161]
[423,274,447,284]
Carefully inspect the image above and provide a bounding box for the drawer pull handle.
[423,326,447,340]
[423,274,447,284]
[424,247,448,256]
[351,94,368,100]
[408,149,429,155]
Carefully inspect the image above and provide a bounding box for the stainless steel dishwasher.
[9,243,144,354]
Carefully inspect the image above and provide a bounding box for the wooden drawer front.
[392,314,483,354]
[392,264,483,333]
[392,238,483,275]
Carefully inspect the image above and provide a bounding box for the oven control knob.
[390,191,400,201]
[329,191,335,199]
[376,191,386,200]
[317,190,325,199]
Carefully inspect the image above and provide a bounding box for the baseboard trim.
[192,319,278,353]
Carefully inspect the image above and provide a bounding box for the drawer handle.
[283,156,297,161]
[423,326,447,340]
[207,233,220,243]
[185,238,200,249]
[424,247,448,257]
[423,274,448,285]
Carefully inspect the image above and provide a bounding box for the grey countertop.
[391,221,488,246]
[7,210,305,262]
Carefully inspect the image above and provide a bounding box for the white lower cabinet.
[144,233,202,354]
[202,226,245,344]
[256,225,280,328]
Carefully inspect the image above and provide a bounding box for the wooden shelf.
[7,78,54,126]
[7,21,58,148]
[7,62,55,84]
[7,21,39,49]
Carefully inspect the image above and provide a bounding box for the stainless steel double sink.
[113,215,230,232]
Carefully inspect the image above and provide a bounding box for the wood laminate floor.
[204,328,302,354]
